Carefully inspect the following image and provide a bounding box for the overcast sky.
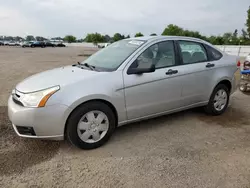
[0,0,249,38]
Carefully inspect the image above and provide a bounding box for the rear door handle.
[206,63,215,68]
[166,69,178,75]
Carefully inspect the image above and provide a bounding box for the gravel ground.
[0,46,250,188]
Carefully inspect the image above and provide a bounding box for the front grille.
[16,126,36,136]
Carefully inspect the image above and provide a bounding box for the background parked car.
[8,41,17,46]
[15,41,21,46]
[0,41,3,46]
[55,42,66,47]
[98,43,111,48]
[31,41,46,48]
[21,41,33,48]
[45,41,55,47]
[4,41,10,45]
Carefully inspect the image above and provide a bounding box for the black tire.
[66,101,116,149]
[204,84,230,116]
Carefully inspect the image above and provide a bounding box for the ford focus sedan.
[8,36,238,149]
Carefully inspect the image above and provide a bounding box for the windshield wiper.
[78,62,96,71]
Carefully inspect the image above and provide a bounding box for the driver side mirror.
[127,63,155,75]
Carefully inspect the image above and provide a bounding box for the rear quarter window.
[204,45,223,61]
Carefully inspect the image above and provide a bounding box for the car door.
[176,40,217,106]
[123,40,184,120]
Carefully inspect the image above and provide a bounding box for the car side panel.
[178,62,214,106]
[180,57,237,106]
[207,55,238,96]
[123,67,183,120]
[47,71,127,124]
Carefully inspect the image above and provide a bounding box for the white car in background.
[21,41,33,48]
[104,43,111,47]
[98,43,111,48]
[4,41,10,45]
[8,41,17,46]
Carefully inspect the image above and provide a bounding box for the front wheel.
[66,102,116,149]
[204,84,230,115]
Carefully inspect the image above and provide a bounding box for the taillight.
[244,61,250,70]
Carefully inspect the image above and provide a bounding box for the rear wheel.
[204,84,229,115]
[66,102,116,149]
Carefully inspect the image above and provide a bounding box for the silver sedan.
[8,36,238,149]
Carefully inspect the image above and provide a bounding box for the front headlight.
[20,86,60,108]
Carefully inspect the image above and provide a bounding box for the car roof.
[124,35,224,54]
[126,36,209,45]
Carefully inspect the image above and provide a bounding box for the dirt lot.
[0,46,250,188]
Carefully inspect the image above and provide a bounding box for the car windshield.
[81,39,146,71]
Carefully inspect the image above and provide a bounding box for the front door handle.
[166,69,178,75]
[206,63,215,68]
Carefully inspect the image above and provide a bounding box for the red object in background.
[244,61,250,70]
[237,61,241,67]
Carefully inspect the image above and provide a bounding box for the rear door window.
[178,41,208,64]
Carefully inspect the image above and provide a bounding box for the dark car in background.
[0,41,3,46]
[45,41,55,47]
[31,41,46,48]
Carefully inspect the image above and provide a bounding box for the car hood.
[16,66,103,93]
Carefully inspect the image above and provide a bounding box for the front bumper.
[8,96,71,140]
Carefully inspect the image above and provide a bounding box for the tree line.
[64,6,250,45]
[0,35,62,42]
[1,6,250,46]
